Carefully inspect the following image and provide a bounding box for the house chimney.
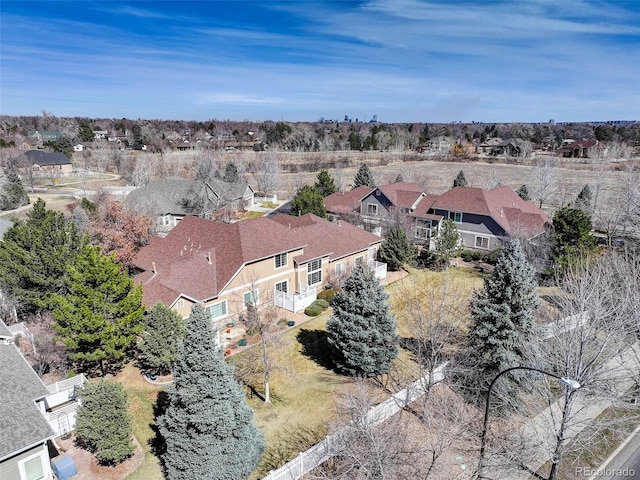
[152,262,157,274]
[288,223,291,229]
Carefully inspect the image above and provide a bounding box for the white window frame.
[355,255,365,266]
[176,298,185,308]
[307,258,322,285]
[334,261,346,276]
[366,203,378,215]
[449,211,463,223]
[243,289,259,309]
[475,235,490,249]
[415,226,430,239]
[275,280,288,294]
[274,252,288,269]
[207,300,228,320]
[18,450,46,480]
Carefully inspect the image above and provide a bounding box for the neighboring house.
[26,130,62,145]
[126,176,254,235]
[417,136,453,154]
[358,182,427,232]
[415,186,551,250]
[490,138,528,157]
[323,185,374,221]
[17,150,73,175]
[132,213,386,327]
[92,130,108,139]
[0,323,55,480]
[324,182,550,251]
[478,137,503,154]
[557,140,599,158]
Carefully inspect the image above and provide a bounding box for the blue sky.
[1,0,639,123]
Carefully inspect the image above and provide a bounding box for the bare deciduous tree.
[532,158,560,208]
[249,152,280,198]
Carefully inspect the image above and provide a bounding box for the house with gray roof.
[0,336,55,480]
[17,150,73,175]
[126,176,254,235]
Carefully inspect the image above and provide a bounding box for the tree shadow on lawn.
[149,390,169,459]
[296,328,339,373]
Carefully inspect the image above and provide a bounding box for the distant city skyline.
[1,1,639,123]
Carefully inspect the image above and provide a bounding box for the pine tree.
[434,219,462,261]
[138,302,186,375]
[352,163,375,189]
[158,304,264,480]
[377,227,417,271]
[289,184,327,218]
[52,244,144,374]
[453,170,468,188]
[0,198,85,314]
[222,161,239,183]
[574,184,593,214]
[75,380,134,465]
[516,184,531,201]
[0,168,29,210]
[552,205,597,268]
[463,241,540,406]
[326,263,399,377]
[314,169,338,197]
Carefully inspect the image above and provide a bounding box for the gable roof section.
[431,186,550,237]
[272,213,383,263]
[126,176,193,216]
[323,186,374,215]
[21,150,71,166]
[0,344,54,461]
[376,182,424,209]
[133,215,307,306]
[0,318,12,341]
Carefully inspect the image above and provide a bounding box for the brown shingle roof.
[377,182,424,208]
[323,186,374,215]
[431,186,550,237]
[272,213,383,263]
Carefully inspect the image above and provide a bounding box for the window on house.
[367,203,378,215]
[243,290,259,308]
[475,236,490,249]
[355,256,364,266]
[176,299,185,308]
[415,227,430,239]
[334,261,346,276]
[207,301,227,320]
[274,252,288,269]
[307,258,322,285]
[275,280,288,293]
[19,452,45,480]
[449,211,462,223]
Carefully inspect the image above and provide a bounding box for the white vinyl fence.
[261,363,448,480]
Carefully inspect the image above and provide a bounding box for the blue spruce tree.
[158,304,264,480]
[462,241,540,406]
[327,262,399,376]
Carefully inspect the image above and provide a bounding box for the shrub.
[461,250,474,262]
[483,248,502,265]
[314,299,330,309]
[472,251,484,261]
[317,289,336,304]
[304,304,323,316]
[245,325,260,336]
[416,249,449,271]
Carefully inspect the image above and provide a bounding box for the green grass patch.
[243,210,266,220]
[260,201,279,209]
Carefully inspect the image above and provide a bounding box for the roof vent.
[152,262,157,274]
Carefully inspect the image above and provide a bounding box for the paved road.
[588,425,640,479]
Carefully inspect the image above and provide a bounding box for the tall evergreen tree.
[138,302,186,375]
[552,205,597,268]
[289,184,327,218]
[314,169,338,197]
[453,170,468,188]
[516,184,531,201]
[574,184,593,214]
[376,226,417,271]
[434,219,462,262]
[77,121,95,143]
[158,304,264,480]
[0,168,30,210]
[326,263,399,377]
[462,241,540,406]
[352,163,375,189]
[52,244,144,374]
[222,161,239,183]
[0,198,85,313]
[75,380,134,465]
